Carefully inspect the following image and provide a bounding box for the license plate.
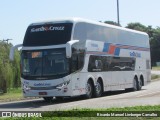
[39,92,47,95]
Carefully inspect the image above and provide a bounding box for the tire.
[43,97,53,102]
[94,80,103,97]
[137,80,142,90]
[85,81,93,99]
[132,78,138,91]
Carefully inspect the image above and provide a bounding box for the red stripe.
[108,45,116,54]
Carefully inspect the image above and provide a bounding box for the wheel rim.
[86,82,92,97]
[139,80,142,89]
[96,82,102,95]
[133,79,137,90]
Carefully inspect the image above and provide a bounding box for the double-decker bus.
[10,18,151,101]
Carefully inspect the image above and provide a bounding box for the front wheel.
[132,78,138,91]
[43,97,53,102]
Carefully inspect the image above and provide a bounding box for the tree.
[150,27,160,65]
[104,21,121,26]
[0,42,9,93]
[126,22,160,66]
[12,49,21,88]
[126,22,147,32]
[0,42,20,93]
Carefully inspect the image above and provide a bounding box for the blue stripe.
[102,43,150,52]
[103,43,110,52]
[114,48,120,56]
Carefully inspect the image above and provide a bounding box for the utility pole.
[117,0,120,26]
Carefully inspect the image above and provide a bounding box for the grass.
[41,105,160,119]
[152,66,160,70]
[0,88,23,102]
[2,105,160,120]
[3,117,160,120]
[151,74,160,80]
[151,66,160,80]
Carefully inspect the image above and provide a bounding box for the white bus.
[10,18,151,101]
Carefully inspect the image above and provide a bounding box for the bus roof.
[30,17,148,36]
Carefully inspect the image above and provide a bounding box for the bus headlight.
[23,84,31,91]
[56,80,70,90]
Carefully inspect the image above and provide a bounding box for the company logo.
[1,112,42,118]
[34,83,51,87]
[2,112,11,117]
[23,81,29,85]
[91,43,98,48]
[130,52,141,58]
[31,26,64,32]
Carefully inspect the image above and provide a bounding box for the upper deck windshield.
[21,48,69,80]
[23,23,73,46]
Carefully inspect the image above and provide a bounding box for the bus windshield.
[21,48,69,79]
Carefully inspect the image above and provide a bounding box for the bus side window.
[71,52,85,72]
[78,52,84,69]
[96,60,103,69]
[71,54,78,72]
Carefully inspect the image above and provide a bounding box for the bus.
[10,18,151,101]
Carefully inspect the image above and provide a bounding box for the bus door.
[70,53,82,95]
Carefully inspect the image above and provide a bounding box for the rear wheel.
[94,80,103,97]
[132,77,138,91]
[43,97,53,102]
[137,80,142,90]
[125,77,139,92]
[85,81,93,99]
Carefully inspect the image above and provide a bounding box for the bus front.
[20,22,74,100]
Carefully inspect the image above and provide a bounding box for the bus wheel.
[85,81,93,99]
[94,80,103,97]
[43,97,53,102]
[138,80,142,90]
[133,77,138,91]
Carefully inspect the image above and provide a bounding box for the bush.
[0,42,20,93]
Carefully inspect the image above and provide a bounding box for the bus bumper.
[21,78,73,97]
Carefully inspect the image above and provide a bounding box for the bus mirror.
[9,44,22,61]
[66,40,79,58]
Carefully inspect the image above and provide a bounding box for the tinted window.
[73,22,149,48]
[110,57,135,71]
[73,23,86,41]
[23,23,73,46]
[88,55,135,72]
[71,42,85,73]
[88,56,106,72]
[21,48,70,80]
[71,53,78,72]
